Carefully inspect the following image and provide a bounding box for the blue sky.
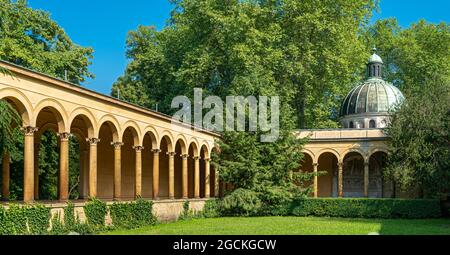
[27,0,449,95]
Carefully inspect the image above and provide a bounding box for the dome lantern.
[367,47,383,78]
[339,48,404,129]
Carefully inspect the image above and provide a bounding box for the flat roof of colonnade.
[295,128,388,142]
[0,60,220,139]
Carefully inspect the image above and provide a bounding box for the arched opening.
[369,151,390,198]
[121,127,139,199]
[69,114,94,200]
[142,132,156,199]
[369,119,376,128]
[188,143,198,198]
[174,139,186,199]
[317,152,338,197]
[349,121,354,128]
[298,153,313,196]
[343,151,365,197]
[159,136,172,199]
[35,106,66,201]
[0,96,30,201]
[97,121,118,199]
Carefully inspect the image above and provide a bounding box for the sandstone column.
[58,132,70,201]
[112,142,123,200]
[34,142,39,199]
[167,152,175,199]
[194,156,200,198]
[152,149,160,199]
[87,138,100,198]
[364,161,369,198]
[181,154,189,199]
[2,152,10,201]
[22,126,37,203]
[313,163,318,198]
[338,162,343,198]
[134,146,144,199]
[204,158,211,198]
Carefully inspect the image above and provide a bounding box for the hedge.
[289,198,441,219]
[109,199,156,229]
[0,204,50,235]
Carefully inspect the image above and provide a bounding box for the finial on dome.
[372,47,377,54]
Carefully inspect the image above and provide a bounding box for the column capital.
[133,146,145,152]
[193,156,201,161]
[86,138,100,145]
[21,126,38,136]
[181,154,189,159]
[151,149,162,154]
[364,162,370,167]
[167,151,176,157]
[337,162,344,168]
[204,158,211,162]
[111,142,124,149]
[58,132,72,141]
[312,163,318,167]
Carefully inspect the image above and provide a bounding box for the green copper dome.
[340,79,404,116]
[340,49,405,122]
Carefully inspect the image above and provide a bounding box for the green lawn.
[102,217,450,235]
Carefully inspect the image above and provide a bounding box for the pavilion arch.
[141,126,159,150]
[160,131,175,152]
[175,134,189,155]
[317,151,339,197]
[342,148,368,162]
[68,107,97,138]
[0,88,33,125]
[368,148,389,159]
[200,143,210,159]
[188,138,200,157]
[317,148,340,163]
[121,120,142,146]
[97,114,120,142]
[33,98,68,133]
[302,149,316,163]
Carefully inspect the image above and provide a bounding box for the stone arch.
[33,98,68,133]
[188,138,200,157]
[175,134,189,155]
[200,143,210,159]
[342,148,367,162]
[368,148,389,159]
[160,130,174,152]
[317,148,340,163]
[68,107,97,138]
[121,120,142,146]
[302,149,315,163]
[317,151,339,197]
[141,126,159,150]
[0,88,32,125]
[342,150,366,197]
[97,114,120,142]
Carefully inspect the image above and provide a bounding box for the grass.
[102,217,450,235]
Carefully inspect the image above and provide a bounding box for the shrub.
[221,188,262,216]
[200,199,222,218]
[290,198,441,219]
[109,199,156,229]
[258,186,294,216]
[84,198,107,229]
[0,204,51,235]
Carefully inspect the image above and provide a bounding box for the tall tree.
[384,80,450,198]
[0,0,94,199]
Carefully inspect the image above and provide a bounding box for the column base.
[113,197,122,201]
